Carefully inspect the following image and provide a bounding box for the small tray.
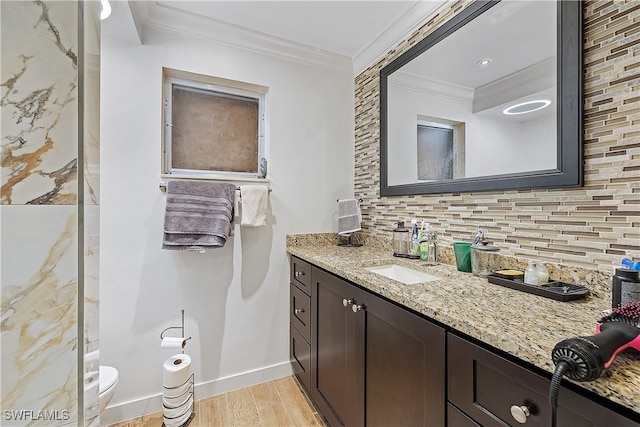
[492,269,525,280]
[486,274,589,302]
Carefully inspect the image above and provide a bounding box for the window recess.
[162,68,268,179]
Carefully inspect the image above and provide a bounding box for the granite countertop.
[286,238,640,416]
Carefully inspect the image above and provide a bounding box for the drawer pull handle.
[352,304,364,313]
[295,271,306,277]
[342,298,354,307]
[294,307,305,315]
[510,405,530,424]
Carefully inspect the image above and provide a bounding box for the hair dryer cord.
[550,361,569,427]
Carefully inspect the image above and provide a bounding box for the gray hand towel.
[162,180,237,251]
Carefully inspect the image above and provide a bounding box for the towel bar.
[159,182,271,193]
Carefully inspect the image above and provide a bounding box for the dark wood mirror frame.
[380,0,583,196]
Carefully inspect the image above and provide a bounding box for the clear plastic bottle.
[410,219,420,257]
[536,261,549,284]
[524,261,539,285]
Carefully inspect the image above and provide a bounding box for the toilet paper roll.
[163,354,192,389]
[161,337,187,350]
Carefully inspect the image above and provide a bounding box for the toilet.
[99,365,119,413]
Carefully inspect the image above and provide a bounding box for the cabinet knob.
[342,298,354,307]
[510,405,531,424]
[294,307,305,315]
[352,304,364,313]
[295,271,306,277]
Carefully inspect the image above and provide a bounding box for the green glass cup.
[453,242,472,273]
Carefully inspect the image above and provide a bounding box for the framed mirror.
[380,0,582,196]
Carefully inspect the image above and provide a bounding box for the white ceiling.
[102,0,448,74]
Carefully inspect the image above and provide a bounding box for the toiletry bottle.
[420,222,430,262]
[621,258,640,271]
[536,261,549,284]
[410,219,420,257]
[524,261,539,285]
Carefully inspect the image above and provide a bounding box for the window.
[162,68,267,179]
[416,117,465,181]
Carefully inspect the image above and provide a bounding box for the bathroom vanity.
[287,237,640,426]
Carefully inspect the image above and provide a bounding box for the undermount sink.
[364,264,440,285]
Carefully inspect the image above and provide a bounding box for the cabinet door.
[357,289,446,427]
[556,385,640,427]
[311,267,361,427]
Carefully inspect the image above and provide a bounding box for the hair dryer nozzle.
[551,337,603,381]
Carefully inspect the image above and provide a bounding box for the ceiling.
[101,0,448,73]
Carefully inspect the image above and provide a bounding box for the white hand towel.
[337,199,361,235]
[240,185,269,227]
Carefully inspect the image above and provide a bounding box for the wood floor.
[105,376,326,427]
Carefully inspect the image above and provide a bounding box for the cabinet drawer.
[290,257,311,294]
[556,385,640,427]
[448,333,551,427]
[290,324,311,392]
[290,283,311,341]
[448,403,480,427]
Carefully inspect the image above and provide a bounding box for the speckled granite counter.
[287,234,640,416]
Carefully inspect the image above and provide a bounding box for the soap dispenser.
[393,221,409,258]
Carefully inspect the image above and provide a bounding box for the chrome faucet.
[472,230,484,245]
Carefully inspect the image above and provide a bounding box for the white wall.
[100,26,354,423]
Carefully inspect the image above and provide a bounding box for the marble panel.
[84,204,100,353]
[84,350,100,425]
[1,205,78,426]
[1,1,79,205]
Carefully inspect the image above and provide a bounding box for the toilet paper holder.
[160,309,192,354]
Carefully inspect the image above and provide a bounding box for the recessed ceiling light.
[503,99,551,115]
[477,58,493,67]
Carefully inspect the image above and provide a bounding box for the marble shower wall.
[1,1,100,426]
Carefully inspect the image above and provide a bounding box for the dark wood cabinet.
[290,256,311,293]
[555,383,639,427]
[311,266,446,427]
[448,332,640,427]
[289,256,639,427]
[362,286,446,427]
[289,257,312,392]
[311,266,360,426]
[448,333,551,426]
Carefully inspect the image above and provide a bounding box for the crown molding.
[125,0,450,77]
[353,0,449,76]
[390,71,473,103]
[131,1,352,75]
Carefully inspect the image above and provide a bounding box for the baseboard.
[100,362,293,426]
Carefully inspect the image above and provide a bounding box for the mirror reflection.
[386,0,557,187]
[380,0,582,196]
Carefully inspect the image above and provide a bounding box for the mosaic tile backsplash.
[353,0,639,273]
